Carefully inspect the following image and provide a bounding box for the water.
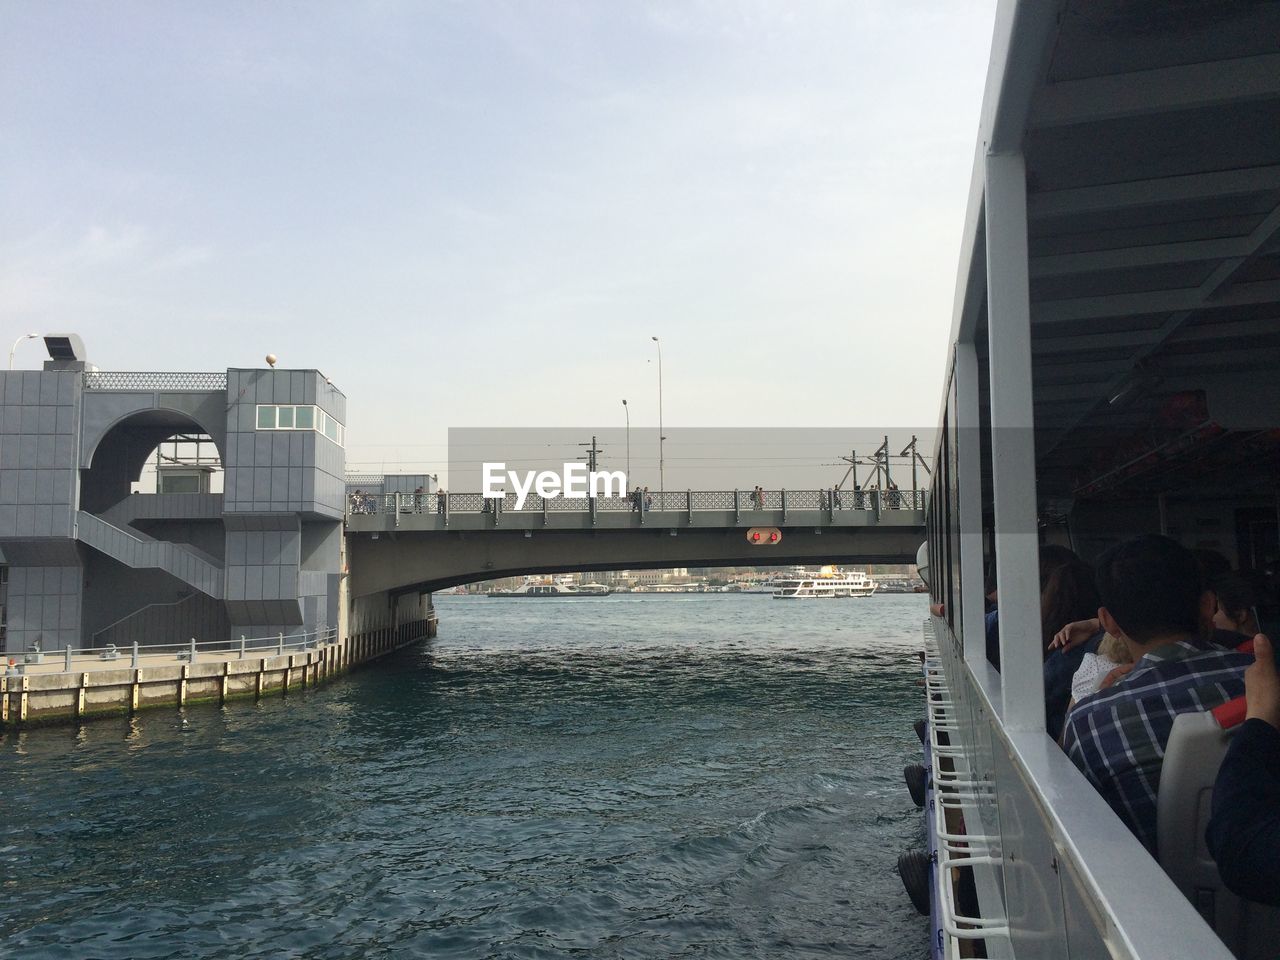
[1,593,929,959]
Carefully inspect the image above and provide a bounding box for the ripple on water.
[1,594,929,959]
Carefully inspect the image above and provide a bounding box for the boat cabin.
[923,2,1280,957]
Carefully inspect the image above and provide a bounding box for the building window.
[254,405,344,447]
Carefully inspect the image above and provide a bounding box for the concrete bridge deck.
[345,489,927,597]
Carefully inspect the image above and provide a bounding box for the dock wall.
[0,616,436,728]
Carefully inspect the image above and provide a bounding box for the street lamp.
[651,336,664,498]
[621,399,630,482]
[9,333,40,370]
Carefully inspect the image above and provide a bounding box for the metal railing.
[347,489,927,518]
[4,627,337,674]
[82,371,229,392]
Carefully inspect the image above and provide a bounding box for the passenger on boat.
[1040,556,1103,741]
[1206,632,1280,906]
[1210,571,1266,650]
[983,543,1078,671]
[1050,563,1264,656]
[1051,622,1141,734]
[1061,633,1133,733]
[1061,535,1252,853]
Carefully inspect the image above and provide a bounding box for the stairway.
[76,511,225,599]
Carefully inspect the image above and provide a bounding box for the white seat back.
[1158,711,1280,960]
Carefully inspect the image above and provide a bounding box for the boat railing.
[922,624,1012,957]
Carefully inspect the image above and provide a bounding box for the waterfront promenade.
[1,618,435,727]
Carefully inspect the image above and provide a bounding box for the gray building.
[0,336,347,652]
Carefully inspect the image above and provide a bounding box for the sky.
[1,0,997,480]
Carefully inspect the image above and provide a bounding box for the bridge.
[0,343,926,656]
[345,489,927,596]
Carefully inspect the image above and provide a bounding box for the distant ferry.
[772,568,877,599]
[487,581,610,598]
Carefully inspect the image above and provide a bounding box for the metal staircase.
[75,511,225,599]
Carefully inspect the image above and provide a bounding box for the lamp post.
[621,399,630,482]
[9,333,39,370]
[651,336,664,498]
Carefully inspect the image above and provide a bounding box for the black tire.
[897,849,932,915]
[904,763,929,808]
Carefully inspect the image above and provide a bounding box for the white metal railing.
[922,623,1012,959]
[4,627,337,675]
[82,371,228,392]
[346,488,929,518]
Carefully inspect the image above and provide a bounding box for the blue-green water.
[2,593,928,959]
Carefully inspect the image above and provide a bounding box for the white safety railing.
[4,627,338,676]
[922,622,1011,959]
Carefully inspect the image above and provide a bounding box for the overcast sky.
[2,1,996,478]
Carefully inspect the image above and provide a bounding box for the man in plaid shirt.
[1062,535,1251,854]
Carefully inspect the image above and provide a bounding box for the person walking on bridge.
[631,486,643,513]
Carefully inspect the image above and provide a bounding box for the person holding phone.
[1206,632,1280,905]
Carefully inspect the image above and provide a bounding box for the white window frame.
[254,404,345,448]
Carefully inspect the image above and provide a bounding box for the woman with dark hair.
[985,544,1082,671]
[1041,558,1102,655]
[1212,571,1267,648]
[1040,553,1103,741]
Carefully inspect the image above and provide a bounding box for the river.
[2,592,929,959]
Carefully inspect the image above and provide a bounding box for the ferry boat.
[771,567,876,599]
[905,4,1280,959]
[487,580,609,598]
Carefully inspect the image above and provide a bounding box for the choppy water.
[1,593,929,959]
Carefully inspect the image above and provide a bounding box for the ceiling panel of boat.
[1045,1,1280,82]
[961,0,1280,502]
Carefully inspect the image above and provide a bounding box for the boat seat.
[1158,706,1280,960]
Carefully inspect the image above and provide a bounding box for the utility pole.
[898,435,932,507]
[652,336,664,497]
[577,435,603,474]
[621,399,630,482]
[874,436,891,490]
[837,449,860,490]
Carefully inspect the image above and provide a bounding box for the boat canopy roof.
[944,0,1280,505]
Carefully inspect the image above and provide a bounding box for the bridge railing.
[346,489,927,518]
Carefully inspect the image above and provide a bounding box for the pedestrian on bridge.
[631,486,643,513]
